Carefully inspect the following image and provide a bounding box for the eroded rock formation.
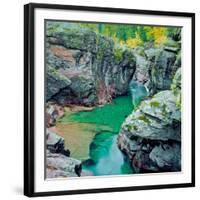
[118,68,181,173]
[46,28,180,106]
[46,29,136,106]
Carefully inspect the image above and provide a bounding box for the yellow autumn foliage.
[145,27,167,46]
[125,33,143,48]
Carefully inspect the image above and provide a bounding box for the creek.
[57,81,148,176]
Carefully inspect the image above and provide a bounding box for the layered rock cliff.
[46,29,136,106]
[46,28,180,106]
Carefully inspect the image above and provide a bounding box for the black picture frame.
[24,3,195,197]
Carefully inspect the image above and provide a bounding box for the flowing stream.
[57,81,148,176]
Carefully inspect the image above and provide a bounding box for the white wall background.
[0,0,199,199]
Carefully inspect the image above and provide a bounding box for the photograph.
[24,3,195,196]
[45,20,182,178]
[0,0,198,199]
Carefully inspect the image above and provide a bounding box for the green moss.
[138,114,150,124]
[126,124,138,132]
[150,100,160,107]
[164,39,179,48]
[47,26,59,35]
[113,47,123,62]
[132,125,138,131]
[50,68,69,82]
[161,103,168,117]
[138,49,146,57]
[126,124,132,132]
[176,93,181,109]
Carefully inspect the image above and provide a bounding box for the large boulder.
[121,91,181,142]
[46,150,82,178]
[118,69,181,173]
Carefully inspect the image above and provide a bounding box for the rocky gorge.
[45,24,181,178]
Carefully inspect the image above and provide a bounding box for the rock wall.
[46,29,136,106]
[117,68,181,173]
[132,38,181,95]
[46,28,180,106]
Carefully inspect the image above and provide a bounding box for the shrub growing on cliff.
[144,27,167,46]
[125,33,143,48]
[113,47,124,62]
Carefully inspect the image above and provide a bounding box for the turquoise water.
[61,95,134,175]
[83,132,134,176]
[129,80,149,107]
[60,83,148,176]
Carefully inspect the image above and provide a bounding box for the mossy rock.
[150,100,160,107]
[113,47,124,62]
[48,29,98,53]
[138,114,150,124]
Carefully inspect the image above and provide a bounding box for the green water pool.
[59,80,148,176]
[59,95,134,176]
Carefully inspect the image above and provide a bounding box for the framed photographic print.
[24,3,195,197]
